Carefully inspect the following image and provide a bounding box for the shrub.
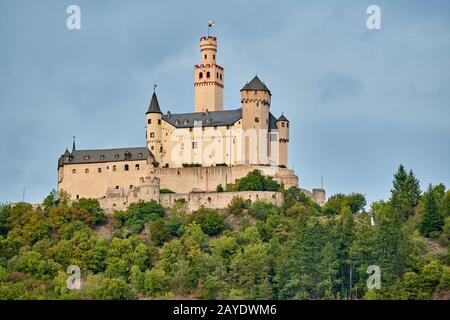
[216,184,224,192]
[114,200,165,234]
[236,170,280,192]
[149,220,171,245]
[96,278,135,300]
[249,200,279,220]
[160,188,175,194]
[190,207,227,236]
[228,196,248,216]
[72,198,107,225]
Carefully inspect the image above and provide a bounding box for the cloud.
[317,72,363,101]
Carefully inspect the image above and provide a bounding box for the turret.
[276,114,289,167]
[240,75,271,164]
[194,36,224,112]
[146,91,163,164]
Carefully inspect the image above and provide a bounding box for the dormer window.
[84,155,90,160]
[184,119,188,125]
[175,120,179,125]
[100,155,105,160]
[114,154,119,159]
[138,153,143,157]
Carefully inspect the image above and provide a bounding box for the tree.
[420,184,444,237]
[228,196,248,216]
[96,278,135,300]
[189,207,226,236]
[249,200,279,221]
[72,198,106,225]
[391,165,421,218]
[114,200,165,234]
[149,220,171,246]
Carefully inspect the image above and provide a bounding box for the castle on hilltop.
[57,32,325,211]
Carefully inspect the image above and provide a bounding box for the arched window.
[220,74,222,80]
[84,155,90,160]
[124,164,129,171]
[100,155,105,160]
[217,72,219,78]
[148,119,151,124]
[150,132,155,138]
[160,146,163,152]
[204,54,207,59]
[199,72,203,79]
[206,71,210,78]
[135,164,140,171]
[112,165,117,172]
[85,168,89,173]
[72,169,76,174]
[213,54,215,60]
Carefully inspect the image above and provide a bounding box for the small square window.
[150,132,155,138]
[98,168,102,173]
[192,142,198,149]
[255,117,259,123]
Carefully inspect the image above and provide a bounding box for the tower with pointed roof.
[146,90,163,164]
[194,36,224,112]
[240,75,272,164]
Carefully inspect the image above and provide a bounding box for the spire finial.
[207,19,215,36]
[153,83,157,93]
[72,136,76,152]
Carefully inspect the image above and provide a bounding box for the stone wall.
[160,191,283,212]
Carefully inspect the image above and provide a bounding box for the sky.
[0,0,449,205]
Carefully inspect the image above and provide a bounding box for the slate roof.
[162,108,243,128]
[58,147,152,168]
[146,92,162,114]
[241,75,271,93]
[276,114,289,122]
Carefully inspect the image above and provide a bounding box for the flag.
[208,19,215,28]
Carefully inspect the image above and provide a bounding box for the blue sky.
[0,0,449,205]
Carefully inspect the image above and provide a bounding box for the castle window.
[115,186,119,189]
[100,155,105,160]
[85,168,89,173]
[175,120,179,125]
[206,71,210,78]
[112,165,117,172]
[204,54,207,59]
[130,185,133,189]
[213,54,215,60]
[199,72,203,79]
[124,164,129,171]
[151,146,154,150]
[76,195,79,199]
[72,169,76,174]
[192,142,198,149]
[270,133,277,142]
[84,155,90,160]
[184,119,188,125]
[214,126,217,130]
[226,125,230,129]
[98,168,102,173]
[158,119,161,124]
[148,119,151,124]
[220,74,222,80]
[287,123,289,128]
[216,72,219,78]
[150,132,155,138]
[281,122,285,127]
[255,117,259,123]
[135,164,140,171]
[138,153,142,157]
[189,128,193,132]
[114,154,119,159]
[160,146,163,152]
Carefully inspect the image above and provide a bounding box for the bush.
[237,170,280,192]
[216,184,224,192]
[160,188,175,194]
[72,198,107,225]
[249,200,279,220]
[96,278,135,300]
[114,200,165,234]
[167,218,183,236]
[149,220,171,245]
[190,207,227,236]
[228,197,249,216]
[182,163,202,167]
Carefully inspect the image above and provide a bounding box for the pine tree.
[391,165,421,218]
[420,184,444,237]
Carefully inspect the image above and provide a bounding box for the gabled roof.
[146,92,162,114]
[276,114,289,122]
[241,75,271,93]
[58,147,153,168]
[162,108,242,128]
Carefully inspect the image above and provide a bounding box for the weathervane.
[207,19,215,36]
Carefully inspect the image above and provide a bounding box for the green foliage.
[420,184,444,237]
[391,165,422,218]
[249,200,279,220]
[236,170,281,192]
[189,207,227,236]
[96,278,135,300]
[160,188,175,194]
[149,220,171,245]
[323,193,366,215]
[72,198,106,225]
[227,196,248,216]
[114,200,165,234]
[216,184,224,192]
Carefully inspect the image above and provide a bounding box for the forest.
[0,165,449,300]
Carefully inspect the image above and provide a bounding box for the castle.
[57,32,325,211]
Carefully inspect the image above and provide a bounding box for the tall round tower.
[240,75,271,165]
[194,36,224,112]
[146,91,163,164]
[276,114,289,167]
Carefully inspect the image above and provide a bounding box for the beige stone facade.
[56,31,314,210]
